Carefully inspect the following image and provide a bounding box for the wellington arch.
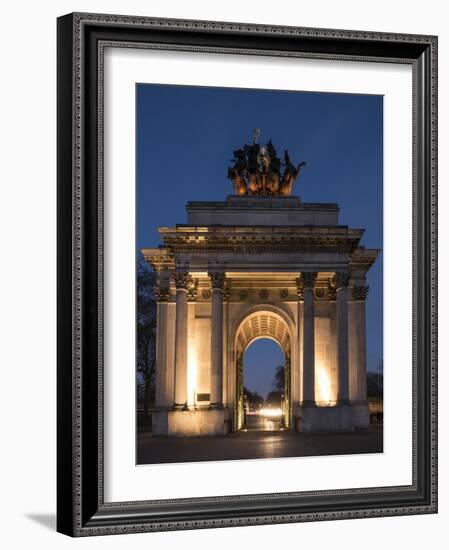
[142,136,379,436]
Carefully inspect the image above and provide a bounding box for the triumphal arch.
[142,134,378,436]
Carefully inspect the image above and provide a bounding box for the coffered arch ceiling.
[235,311,291,355]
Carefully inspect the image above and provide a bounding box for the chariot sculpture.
[227,129,306,196]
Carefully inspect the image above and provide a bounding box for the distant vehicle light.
[258,407,283,417]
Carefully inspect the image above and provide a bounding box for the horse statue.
[227,149,248,195]
[279,151,306,196]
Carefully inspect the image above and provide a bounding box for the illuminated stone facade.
[142,195,378,435]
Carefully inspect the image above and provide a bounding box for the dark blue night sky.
[136,84,383,399]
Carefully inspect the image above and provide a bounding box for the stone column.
[328,278,338,402]
[335,271,350,404]
[353,285,369,402]
[208,270,226,408]
[301,272,317,406]
[173,270,191,410]
[292,292,302,409]
[154,283,171,408]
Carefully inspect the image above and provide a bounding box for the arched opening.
[234,309,292,432]
[242,339,286,431]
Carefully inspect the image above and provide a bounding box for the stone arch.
[232,305,295,431]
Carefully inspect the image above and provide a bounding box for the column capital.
[174,271,198,301]
[295,277,304,300]
[353,284,369,301]
[154,285,171,302]
[174,270,191,290]
[300,271,318,289]
[223,280,230,301]
[187,278,199,302]
[333,271,350,289]
[328,277,337,301]
[208,270,226,291]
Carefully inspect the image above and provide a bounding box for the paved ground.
[137,423,383,465]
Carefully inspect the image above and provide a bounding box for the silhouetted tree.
[136,252,157,417]
[266,391,283,407]
[367,360,383,399]
[243,387,264,409]
[272,365,285,391]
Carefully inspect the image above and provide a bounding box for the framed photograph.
[57,12,438,536]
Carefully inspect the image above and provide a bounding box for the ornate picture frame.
[57,12,437,536]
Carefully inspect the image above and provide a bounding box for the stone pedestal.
[351,403,370,429]
[152,409,229,437]
[296,404,356,433]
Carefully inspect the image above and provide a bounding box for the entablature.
[156,224,364,255]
